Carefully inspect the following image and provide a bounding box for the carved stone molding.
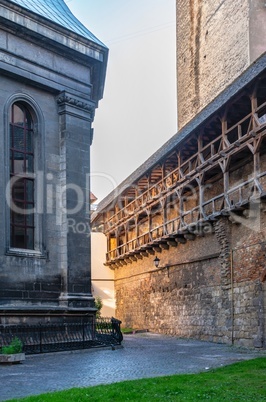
[57,93,92,111]
[57,91,95,120]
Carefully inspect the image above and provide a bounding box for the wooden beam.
[135,253,143,259]
[175,235,187,244]
[153,245,162,252]
[159,242,169,250]
[184,233,196,240]
[141,251,149,257]
[129,255,138,262]
[167,239,178,247]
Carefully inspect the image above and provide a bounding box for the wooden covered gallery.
[92,55,266,348]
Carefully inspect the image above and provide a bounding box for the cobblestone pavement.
[0,333,264,401]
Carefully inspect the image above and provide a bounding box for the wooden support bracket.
[160,243,169,250]
[175,235,187,244]
[167,239,178,247]
[135,253,143,259]
[141,251,149,257]
[129,255,138,262]
[184,233,196,240]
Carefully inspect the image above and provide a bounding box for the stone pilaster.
[57,91,95,309]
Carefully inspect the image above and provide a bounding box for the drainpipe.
[230,249,234,345]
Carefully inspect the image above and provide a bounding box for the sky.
[67,0,177,202]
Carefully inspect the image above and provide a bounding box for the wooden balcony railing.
[105,107,266,234]
[104,103,266,265]
[106,172,266,265]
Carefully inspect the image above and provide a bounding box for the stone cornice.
[57,91,95,112]
[0,0,105,62]
[57,91,95,120]
[57,93,94,111]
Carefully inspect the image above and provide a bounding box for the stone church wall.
[0,76,62,307]
[0,14,98,313]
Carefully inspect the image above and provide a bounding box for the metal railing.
[0,317,123,354]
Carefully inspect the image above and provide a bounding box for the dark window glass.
[9,103,35,250]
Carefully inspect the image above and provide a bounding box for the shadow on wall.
[92,282,115,317]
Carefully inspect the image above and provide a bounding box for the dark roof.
[9,0,106,47]
[93,52,266,218]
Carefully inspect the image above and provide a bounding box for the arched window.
[9,103,35,249]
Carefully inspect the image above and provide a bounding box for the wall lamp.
[153,256,160,268]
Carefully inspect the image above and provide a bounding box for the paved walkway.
[0,333,264,401]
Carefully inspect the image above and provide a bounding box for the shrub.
[94,296,103,318]
[1,337,23,354]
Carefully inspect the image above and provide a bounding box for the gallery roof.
[92,52,266,218]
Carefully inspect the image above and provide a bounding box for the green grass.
[121,327,134,333]
[7,357,266,402]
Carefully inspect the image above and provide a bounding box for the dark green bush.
[94,296,103,318]
[1,337,23,354]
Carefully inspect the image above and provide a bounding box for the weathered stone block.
[0,353,25,364]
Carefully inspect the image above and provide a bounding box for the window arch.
[5,94,45,255]
[9,102,35,249]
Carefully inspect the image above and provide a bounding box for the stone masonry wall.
[176,0,250,129]
[230,211,266,348]
[115,256,232,343]
[114,211,266,347]
[111,0,266,348]
[0,21,95,311]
